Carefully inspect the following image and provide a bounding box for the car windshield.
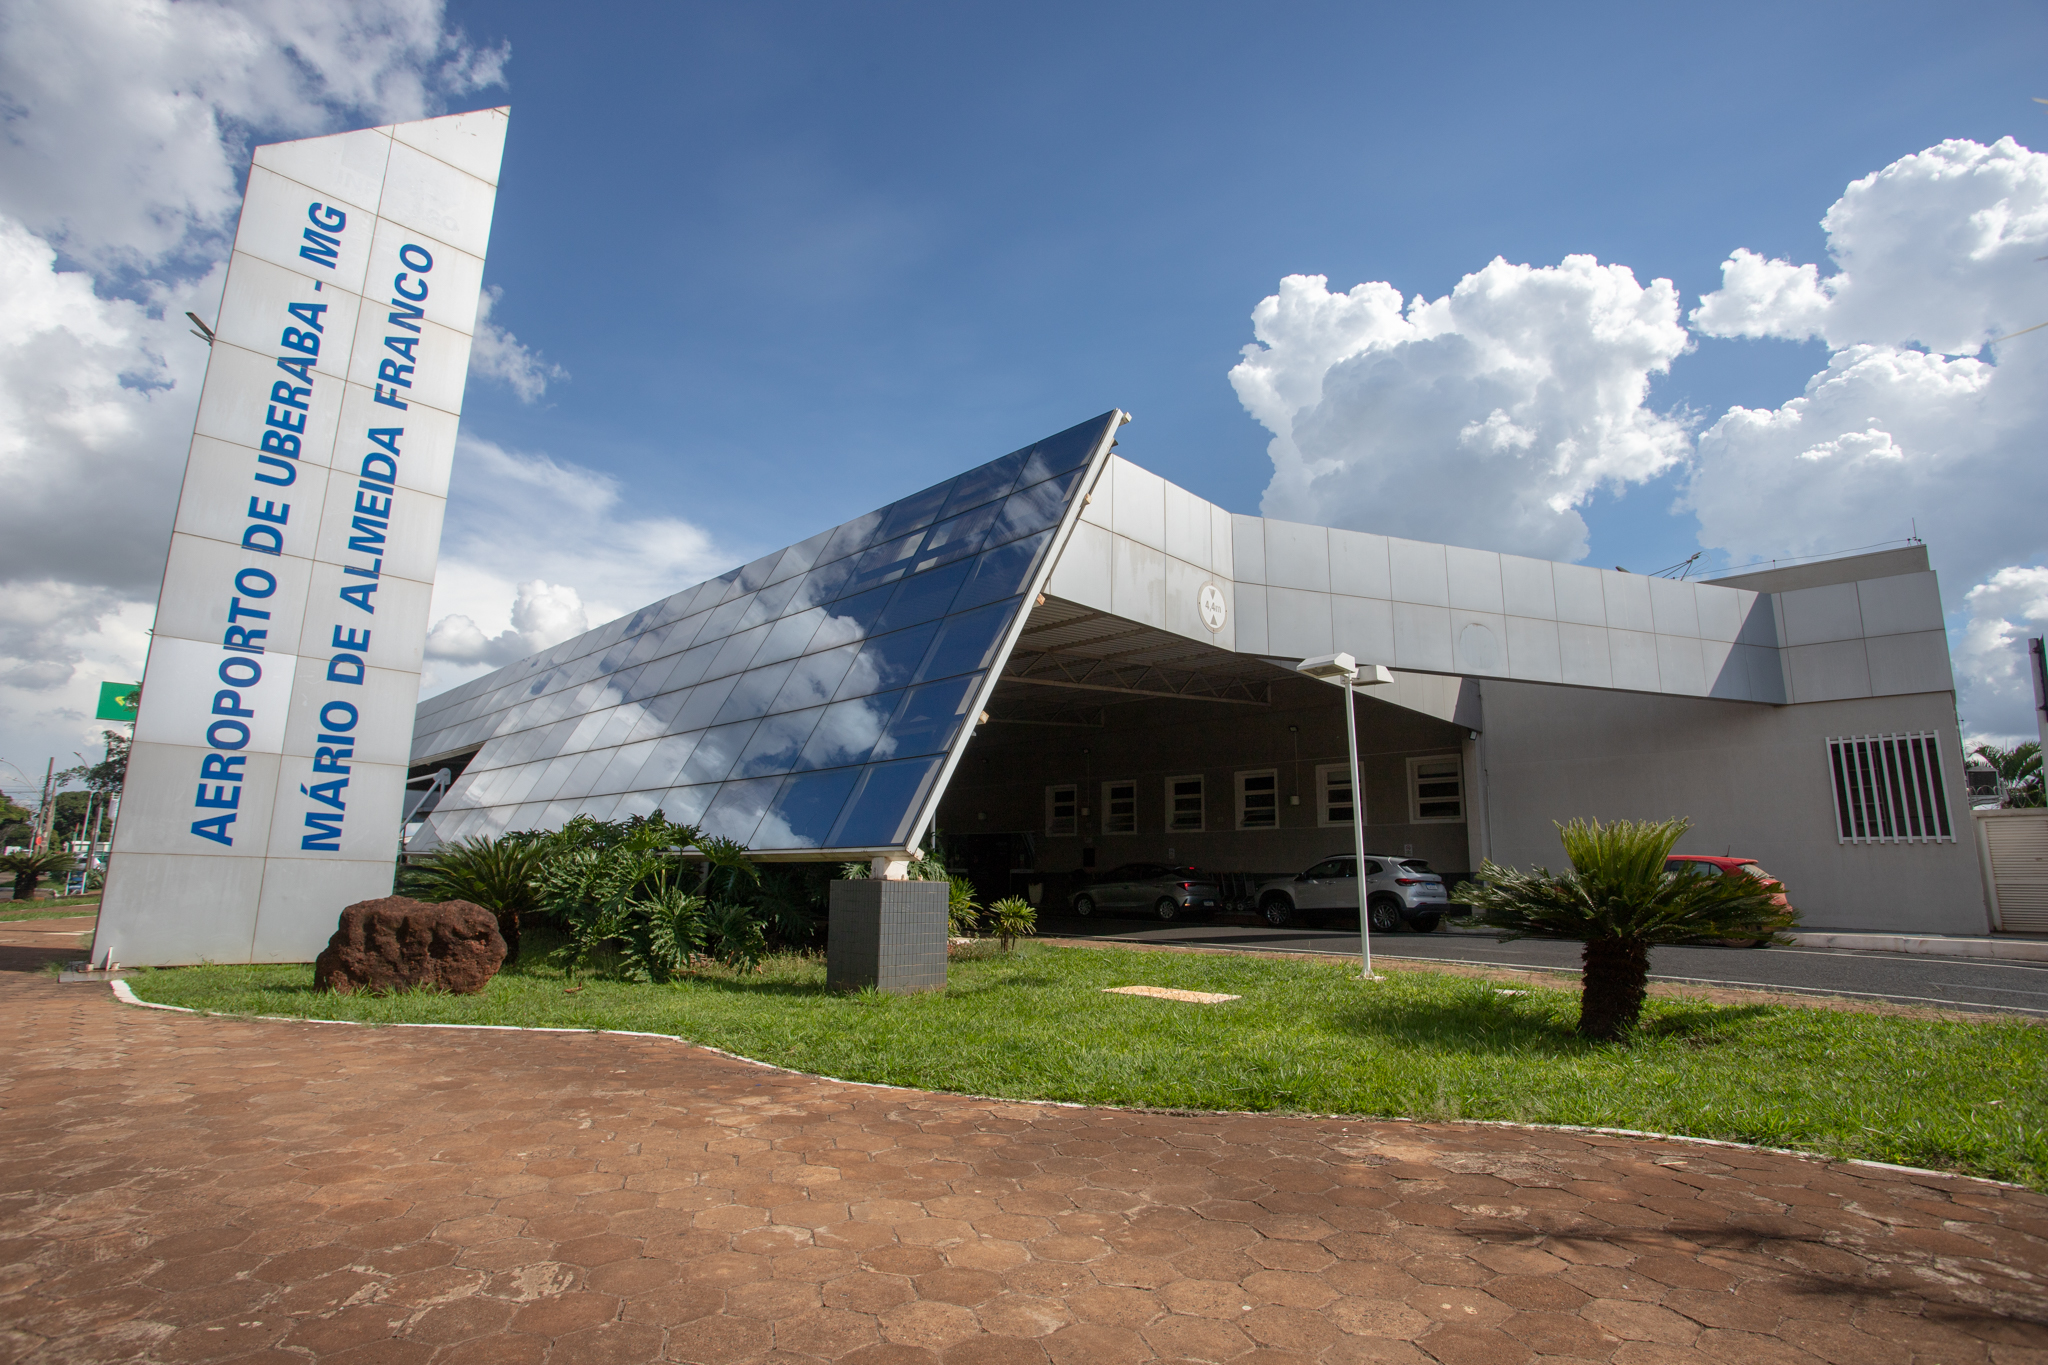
[1740,864,1776,884]
[1398,860,1433,874]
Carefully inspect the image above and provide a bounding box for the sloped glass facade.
[412,412,1118,853]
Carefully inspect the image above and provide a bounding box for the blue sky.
[4,0,2048,799]
[443,0,2041,575]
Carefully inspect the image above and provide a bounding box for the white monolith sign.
[94,108,510,965]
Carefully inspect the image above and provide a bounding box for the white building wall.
[1472,680,1984,934]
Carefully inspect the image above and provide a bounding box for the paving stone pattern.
[1,969,2045,1364]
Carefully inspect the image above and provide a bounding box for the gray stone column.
[827,880,948,994]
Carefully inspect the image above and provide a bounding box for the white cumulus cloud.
[1234,257,1693,563]
[468,285,567,402]
[1688,137,2048,741]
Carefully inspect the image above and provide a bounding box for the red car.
[1666,855,1791,946]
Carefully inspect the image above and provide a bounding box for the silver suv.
[1255,854,1449,932]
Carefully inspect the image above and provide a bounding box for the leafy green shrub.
[987,896,1037,950]
[1463,816,1796,1041]
[701,900,768,972]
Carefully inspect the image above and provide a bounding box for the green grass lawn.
[0,901,98,922]
[126,933,2048,1188]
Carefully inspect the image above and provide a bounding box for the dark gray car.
[1071,864,1222,921]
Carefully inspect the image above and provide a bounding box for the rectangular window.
[1165,774,1204,833]
[1407,754,1463,822]
[1236,769,1278,831]
[1045,784,1077,837]
[1317,762,1359,828]
[1101,779,1137,834]
[1827,733,1954,843]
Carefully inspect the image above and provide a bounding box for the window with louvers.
[1826,733,1953,843]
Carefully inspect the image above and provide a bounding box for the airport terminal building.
[409,411,1985,935]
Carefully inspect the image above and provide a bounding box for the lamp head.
[1295,653,1393,686]
[1295,652,1357,681]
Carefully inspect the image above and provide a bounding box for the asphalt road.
[1041,912,2048,1016]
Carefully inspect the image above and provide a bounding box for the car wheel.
[1367,898,1404,933]
[1073,894,1095,918]
[1409,913,1441,934]
[1153,897,1179,921]
[1260,895,1294,927]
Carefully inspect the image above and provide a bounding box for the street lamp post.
[1294,653,1392,978]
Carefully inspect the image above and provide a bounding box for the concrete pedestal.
[827,879,948,994]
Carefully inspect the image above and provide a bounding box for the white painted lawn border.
[106,981,2028,1192]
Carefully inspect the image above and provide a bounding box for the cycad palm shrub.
[1462,817,1796,1041]
[406,836,546,962]
[2,848,72,902]
[987,896,1037,950]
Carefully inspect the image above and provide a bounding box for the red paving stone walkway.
[1,963,2045,1364]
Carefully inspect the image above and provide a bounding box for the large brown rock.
[313,896,507,995]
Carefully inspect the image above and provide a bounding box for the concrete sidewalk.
[3,967,2046,1362]
[1789,931,2048,963]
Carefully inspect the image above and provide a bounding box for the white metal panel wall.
[94,109,508,966]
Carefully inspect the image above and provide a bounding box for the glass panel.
[755,768,863,850]
[553,749,614,801]
[698,777,782,844]
[953,533,1051,611]
[985,476,1071,548]
[713,659,799,725]
[740,574,803,629]
[771,641,862,714]
[730,706,825,779]
[594,740,657,794]
[736,552,780,595]
[678,720,760,785]
[656,784,717,826]
[845,532,924,596]
[561,707,613,754]
[699,591,755,641]
[654,640,723,695]
[830,757,944,849]
[875,674,980,760]
[913,601,1015,684]
[673,674,742,730]
[816,509,885,567]
[874,477,956,543]
[753,607,826,667]
[768,527,834,584]
[630,730,704,791]
[911,502,1000,573]
[939,450,1026,519]
[875,559,972,634]
[836,621,940,699]
[1016,413,1112,484]
[621,628,668,670]
[592,706,641,750]
[623,689,690,743]
[704,622,772,681]
[796,691,902,771]
[806,584,895,652]
[613,789,662,823]
[792,555,856,609]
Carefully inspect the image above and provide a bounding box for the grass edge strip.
[104,980,2026,1192]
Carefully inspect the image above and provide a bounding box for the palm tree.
[1973,741,2043,808]
[1462,817,1796,1040]
[405,836,546,962]
[2,848,74,902]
